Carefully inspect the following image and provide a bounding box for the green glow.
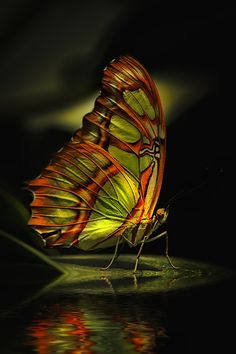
[77,171,139,250]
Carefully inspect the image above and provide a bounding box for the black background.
[0,1,235,267]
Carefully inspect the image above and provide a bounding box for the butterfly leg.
[145,231,179,270]
[100,237,120,271]
[133,235,149,273]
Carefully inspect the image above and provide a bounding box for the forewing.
[76,55,166,218]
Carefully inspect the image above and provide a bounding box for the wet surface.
[47,254,235,295]
[0,255,235,353]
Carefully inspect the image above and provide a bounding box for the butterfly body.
[28,55,169,269]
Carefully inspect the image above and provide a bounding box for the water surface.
[1,255,235,353]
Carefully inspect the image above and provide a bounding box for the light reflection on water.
[24,295,168,354]
[2,256,234,353]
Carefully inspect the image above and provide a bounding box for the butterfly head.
[155,207,169,226]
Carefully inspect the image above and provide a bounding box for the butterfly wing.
[77,56,166,219]
[28,55,165,250]
[28,141,140,250]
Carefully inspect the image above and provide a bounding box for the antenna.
[165,169,223,209]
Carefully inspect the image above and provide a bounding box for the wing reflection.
[124,322,167,353]
[27,304,96,353]
[25,297,168,353]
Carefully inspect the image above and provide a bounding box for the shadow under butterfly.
[26,55,179,273]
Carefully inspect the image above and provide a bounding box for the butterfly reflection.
[25,296,168,353]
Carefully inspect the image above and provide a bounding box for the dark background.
[0,0,235,269]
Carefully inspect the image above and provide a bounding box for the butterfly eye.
[157,208,165,216]
[157,208,168,224]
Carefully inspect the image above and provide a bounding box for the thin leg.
[164,231,179,270]
[133,235,148,273]
[134,231,178,272]
[145,231,169,244]
[100,237,120,271]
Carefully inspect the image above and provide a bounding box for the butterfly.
[27,55,175,273]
